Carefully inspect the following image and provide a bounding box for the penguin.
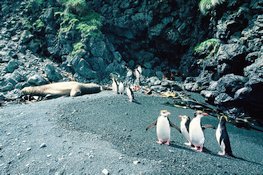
[189,110,208,152]
[178,115,192,146]
[111,77,118,94]
[216,115,233,156]
[126,86,134,102]
[118,81,124,95]
[146,110,180,145]
[134,65,142,85]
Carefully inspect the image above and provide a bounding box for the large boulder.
[44,64,63,82]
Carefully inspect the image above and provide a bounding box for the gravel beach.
[0,91,262,174]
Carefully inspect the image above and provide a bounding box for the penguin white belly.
[180,124,190,142]
[216,124,221,144]
[216,125,226,153]
[112,83,118,93]
[189,119,204,146]
[156,117,170,141]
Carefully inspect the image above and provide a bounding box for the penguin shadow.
[201,147,227,158]
[169,141,195,152]
[132,100,141,105]
[229,155,263,166]
[202,148,263,166]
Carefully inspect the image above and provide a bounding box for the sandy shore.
[0,91,262,174]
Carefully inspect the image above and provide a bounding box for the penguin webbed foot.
[218,151,225,156]
[156,140,170,145]
[184,142,192,146]
[194,146,203,152]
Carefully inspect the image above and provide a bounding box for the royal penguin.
[134,65,142,85]
[111,77,118,94]
[126,86,134,102]
[118,81,124,95]
[216,115,233,156]
[146,110,180,145]
[178,115,192,146]
[189,110,208,152]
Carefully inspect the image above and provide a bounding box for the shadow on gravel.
[169,142,195,152]
[203,147,263,166]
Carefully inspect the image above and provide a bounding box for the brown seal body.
[21,81,101,97]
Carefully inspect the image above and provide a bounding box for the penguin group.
[110,66,233,157]
[147,110,233,157]
[110,65,143,102]
[111,74,135,102]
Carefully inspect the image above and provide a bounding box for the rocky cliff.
[0,0,262,121]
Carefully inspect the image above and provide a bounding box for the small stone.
[47,154,52,158]
[27,147,31,151]
[40,143,47,148]
[102,168,109,175]
[133,160,140,165]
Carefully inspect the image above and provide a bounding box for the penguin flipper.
[146,120,157,131]
[168,118,181,133]
[202,124,216,130]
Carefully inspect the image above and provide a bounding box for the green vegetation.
[57,0,89,15]
[56,9,102,38]
[71,42,86,56]
[33,19,45,31]
[27,0,44,11]
[194,38,220,59]
[199,0,226,15]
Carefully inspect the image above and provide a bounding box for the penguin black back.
[219,116,233,156]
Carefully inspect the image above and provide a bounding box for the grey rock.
[27,74,49,86]
[216,44,246,63]
[146,77,161,86]
[5,77,17,86]
[11,70,26,82]
[212,74,247,94]
[73,58,97,79]
[0,82,14,92]
[244,57,263,77]
[155,71,163,80]
[161,80,182,91]
[183,83,195,91]
[15,82,30,90]
[113,51,122,62]
[214,93,234,105]
[45,64,63,82]
[5,59,19,73]
[19,30,33,44]
[150,85,167,93]
[200,90,219,101]
[234,87,252,100]
[89,38,106,57]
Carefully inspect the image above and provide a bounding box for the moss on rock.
[194,38,220,59]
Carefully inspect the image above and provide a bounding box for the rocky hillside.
[0,0,262,121]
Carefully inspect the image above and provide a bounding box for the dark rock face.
[91,0,204,67]
[191,5,263,120]
[0,0,262,121]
